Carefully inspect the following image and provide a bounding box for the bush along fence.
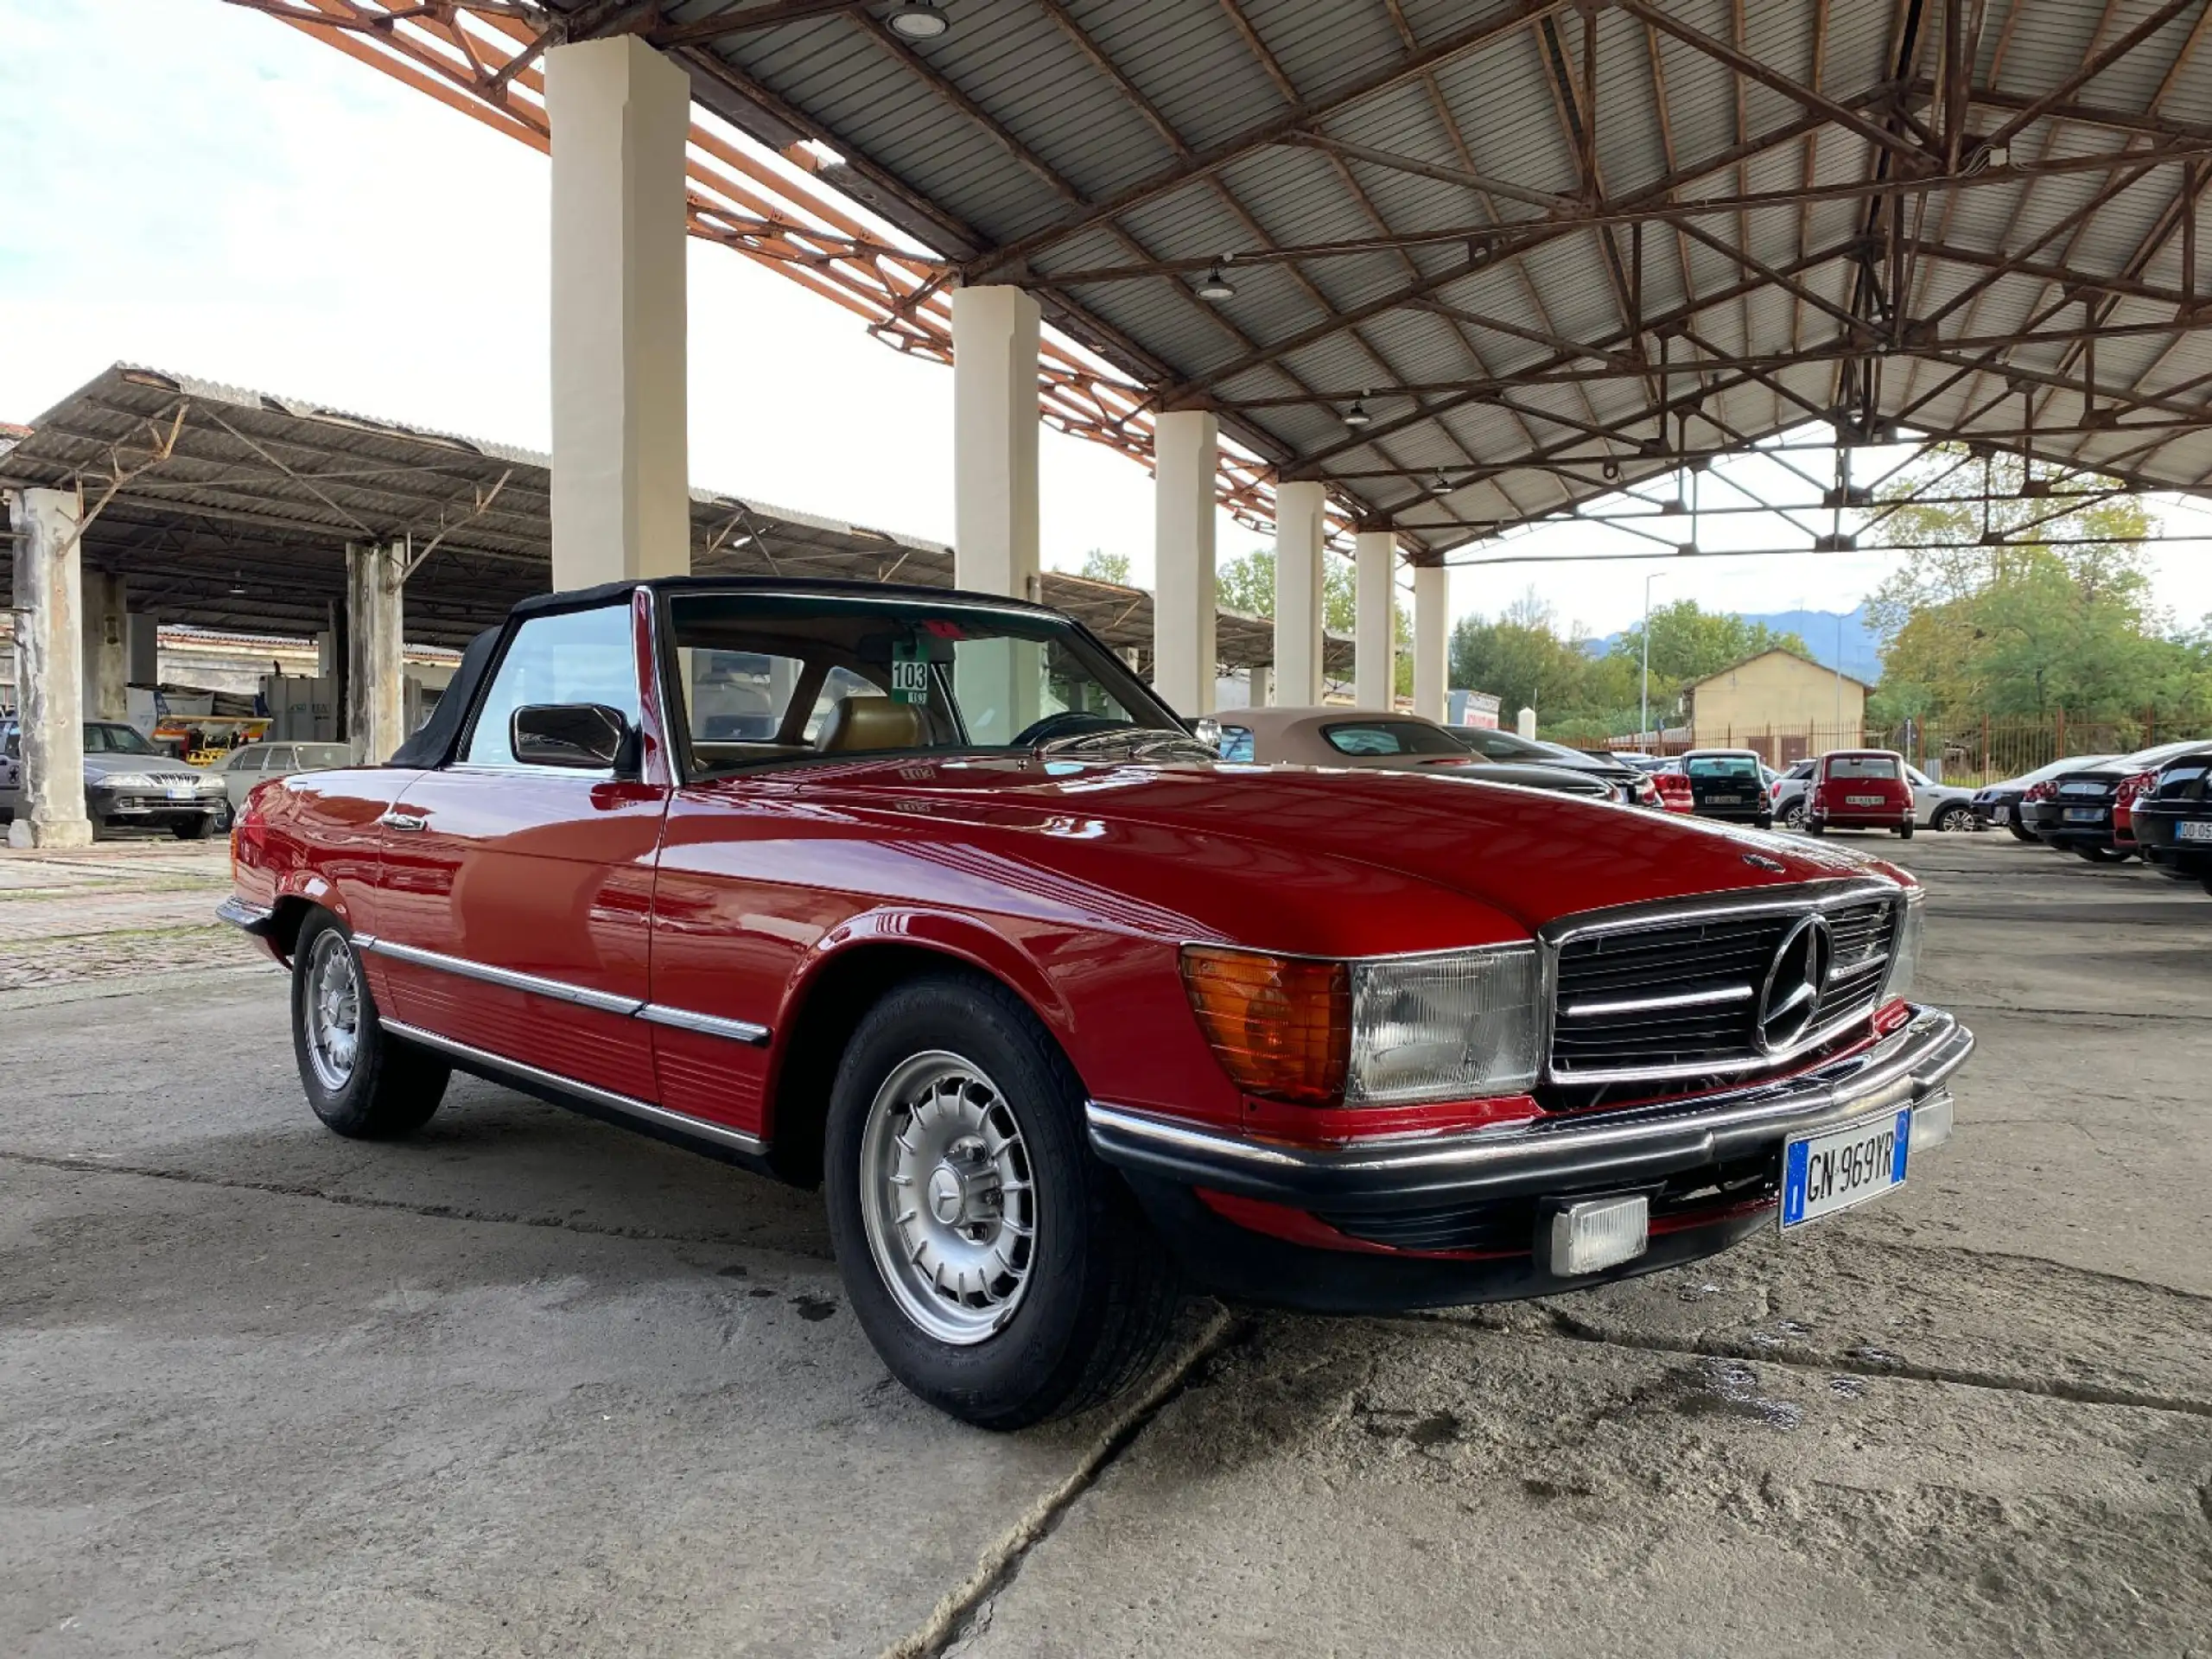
[1595,715,2212,787]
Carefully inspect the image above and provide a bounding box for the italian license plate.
[1782,1107,1910,1231]
[1847,794,1883,806]
[2179,820,2212,842]
[1991,804,2010,823]
[166,785,197,801]
[1706,795,1742,805]
[2063,806,2104,822]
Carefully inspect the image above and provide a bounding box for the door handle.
[380,810,429,832]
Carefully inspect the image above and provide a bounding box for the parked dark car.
[1676,749,1772,828]
[1445,727,1662,806]
[2018,740,2212,861]
[1971,755,2119,842]
[2132,747,2212,893]
[0,718,227,839]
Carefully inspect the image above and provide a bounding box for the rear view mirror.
[512,703,632,771]
[1190,717,1224,754]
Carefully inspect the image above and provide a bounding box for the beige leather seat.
[817,696,925,753]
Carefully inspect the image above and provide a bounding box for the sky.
[6,0,2212,646]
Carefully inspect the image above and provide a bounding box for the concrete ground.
[2,831,2207,1657]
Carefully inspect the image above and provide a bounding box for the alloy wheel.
[858,1050,1037,1345]
[304,930,362,1092]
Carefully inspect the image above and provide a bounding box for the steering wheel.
[1012,710,1129,747]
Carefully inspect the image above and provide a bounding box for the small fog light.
[1549,1195,1649,1277]
[1910,1091,1955,1152]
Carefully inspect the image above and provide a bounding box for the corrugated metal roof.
[1,364,1346,671]
[626,0,2212,549]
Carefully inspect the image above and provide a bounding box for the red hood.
[728,756,1905,957]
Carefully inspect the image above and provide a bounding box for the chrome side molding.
[357,937,770,1045]
[382,1017,769,1157]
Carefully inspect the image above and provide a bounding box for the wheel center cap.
[926,1165,968,1225]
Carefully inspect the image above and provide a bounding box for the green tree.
[1217,547,1414,696]
[1605,601,1813,709]
[1074,548,1132,585]
[1862,448,2210,724]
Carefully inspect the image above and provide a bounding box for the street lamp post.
[1640,569,1670,744]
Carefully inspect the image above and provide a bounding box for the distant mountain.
[1589,606,1885,684]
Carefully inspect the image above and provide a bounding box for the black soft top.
[387,576,1065,771]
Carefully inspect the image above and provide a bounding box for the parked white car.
[215,741,354,828]
[1771,757,1977,830]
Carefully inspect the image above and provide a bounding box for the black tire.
[1805,818,1826,836]
[290,912,449,1139]
[1935,804,1972,832]
[2007,820,2037,842]
[171,814,217,841]
[2202,874,2212,898]
[1753,815,1773,831]
[1897,822,1915,840]
[824,970,1181,1430]
[1780,801,1807,830]
[2074,845,2122,863]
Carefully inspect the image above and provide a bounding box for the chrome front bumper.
[1087,1006,1974,1213]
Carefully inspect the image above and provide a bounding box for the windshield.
[1452,727,1552,761]
[665,592,1197,776]
[1322,721,1468,757]
[1826,754,1900,780]
[1685,754,1760,779]
[84,723,158,756]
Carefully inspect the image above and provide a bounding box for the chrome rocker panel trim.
[359,938,770,1046]
[1087,1006,1973,1214]
[382,1017,768,1157]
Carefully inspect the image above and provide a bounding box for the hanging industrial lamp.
[887,1,950,41]
[1194,262,1236,301]
[1343,397,1372,428]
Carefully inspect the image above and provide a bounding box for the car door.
[226,747,271,810]
[641,619,834,1139]
[370,594,670,1101]
[0,725,20,814]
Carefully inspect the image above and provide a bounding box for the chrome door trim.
[639,1003,772,1046]
[383,1017,768,1157]
[358,937,775,1044]
[359,937,646,1016]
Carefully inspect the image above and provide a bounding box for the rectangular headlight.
[1345,945,1541,1105]
[1882,893,1925,1004]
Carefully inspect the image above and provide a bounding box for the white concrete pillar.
[1517,706,1538,740]
[81,570,128,721]
[127,613,160,687]
[1272,480,1326,707]
[6,488,92,848]
[1413,563,1448,724]
[546,34,692,593]
[346,542,406,765]
[1249,666,1271,709]
[952,284,1042,601]
[1151,410,1217,715]
[1353,529,1395,710]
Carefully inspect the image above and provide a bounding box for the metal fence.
[1600,715,2212,786]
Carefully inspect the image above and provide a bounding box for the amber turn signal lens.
[1179,946,1350,1105]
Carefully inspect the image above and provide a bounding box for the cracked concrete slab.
[1,833,2206,1656]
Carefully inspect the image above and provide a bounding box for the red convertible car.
[221,579,1973,1427]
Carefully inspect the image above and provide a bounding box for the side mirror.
[1189,716,1224,754]
[511,703,633,772]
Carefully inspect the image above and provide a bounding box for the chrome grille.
[1549,894,1898,1084]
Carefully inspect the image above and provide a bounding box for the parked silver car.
[0,719,227,838]
[215,741,354,828]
